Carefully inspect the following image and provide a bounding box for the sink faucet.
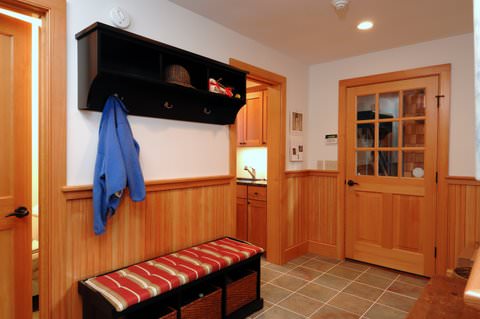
[244,165,256,179]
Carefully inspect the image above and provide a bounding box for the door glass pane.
[357,123,374,147]
[378,151,398,176]
[0,34,13,198]
[403,151,424,178]
[379,92,399,119]
[356,151,374,176]
[403,120,425,147]
[379,121,398,148]
[357,94,376,120]
[403,89,425,117]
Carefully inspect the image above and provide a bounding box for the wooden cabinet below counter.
[236,184,267,251]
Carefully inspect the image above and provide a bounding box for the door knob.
[347,180,359,187]
[5,206,30,218]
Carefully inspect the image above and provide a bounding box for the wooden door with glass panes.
[345,76,438,276]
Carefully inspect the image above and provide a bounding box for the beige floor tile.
[287,266,323,281]
[314,256,342,264]
[261,267,283,282]
[302,260,336,272]
[339,260,370,272]
[327,292,373,315]
[271,274,308,291]
[255,306,304,319]
[397,273,429,287]
[377,291,417,312]
[355,272,393,289]
[343,282,383,301]
[310,305,360,319]
[314,273,351,290]
[249,301,273,318]
[297,283,337,302]
[327,266,362,280]
[288,256,311,265]
[303,253,321,258]
[365,303,408,319]
[366,267,400,280]
[265,262,297,273]
[261,283,292,303]
[387,281,424,299]
[277,293,323,316]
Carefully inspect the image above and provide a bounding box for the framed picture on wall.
[291,112,303,135]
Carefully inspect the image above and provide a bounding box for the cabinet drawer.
[237,185,247,199]
[248,186,266,201]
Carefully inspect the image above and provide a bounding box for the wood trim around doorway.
[338,64,451,274]
[0,0,67,318]
[229,58,287,264]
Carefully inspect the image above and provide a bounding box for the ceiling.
[170,0,473,64]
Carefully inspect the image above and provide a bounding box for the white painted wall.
[66,0,308,185]
[307,33,475,176]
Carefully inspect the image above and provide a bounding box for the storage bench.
[78,237,264,319]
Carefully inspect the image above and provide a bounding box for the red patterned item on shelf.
[209,78,233,97]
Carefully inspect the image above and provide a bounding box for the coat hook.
[203,107,212,115]
[113,93,124,101]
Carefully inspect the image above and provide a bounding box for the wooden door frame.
[0,0,66,317]
[229,58,287,264]
[338,64,451,275]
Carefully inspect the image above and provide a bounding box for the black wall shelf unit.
[76,22,248,125]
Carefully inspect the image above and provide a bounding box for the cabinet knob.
[254,192,258,195]
[164,101,174,109]
[203,107,212,115]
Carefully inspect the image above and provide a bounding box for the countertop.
[236,178,267,187]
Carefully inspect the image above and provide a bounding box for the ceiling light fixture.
[357,21,374,30]
[331,0,349,11]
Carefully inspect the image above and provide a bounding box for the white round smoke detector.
[331,0,350,10]
[109,6,131,29]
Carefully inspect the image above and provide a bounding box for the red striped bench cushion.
[84,237,264,312]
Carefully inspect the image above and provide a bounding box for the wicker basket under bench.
[78,237,264,319]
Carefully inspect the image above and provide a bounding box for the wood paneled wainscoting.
[59,176,235,319]
[446,176,480,271]
[285,170,340,260]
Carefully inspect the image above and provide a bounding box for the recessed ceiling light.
[357,21,374,30]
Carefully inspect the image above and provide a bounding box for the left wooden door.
[0,13,32,319]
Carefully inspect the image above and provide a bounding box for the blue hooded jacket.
[93,96,145,235]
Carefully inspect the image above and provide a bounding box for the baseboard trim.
[284,241,309,262]
[308,241,338,258]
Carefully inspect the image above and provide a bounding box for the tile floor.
[249,253,428,319]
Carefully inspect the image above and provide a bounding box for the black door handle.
[347,180,359,186]
[5,206,30,218]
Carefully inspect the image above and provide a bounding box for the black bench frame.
[78,237,264,319]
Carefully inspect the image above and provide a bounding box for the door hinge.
[435,95,445,108]
[435,172,438,184]
[434,246,437,258]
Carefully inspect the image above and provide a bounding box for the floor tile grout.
[309,263,372,318]
[257,255,345,318]
[257,255,423,319]
[267,262,422,301]
[255,256,321,318]
[358,273,403,319]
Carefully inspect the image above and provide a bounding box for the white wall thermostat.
[110,6,131,29]
[325,134,338,145]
